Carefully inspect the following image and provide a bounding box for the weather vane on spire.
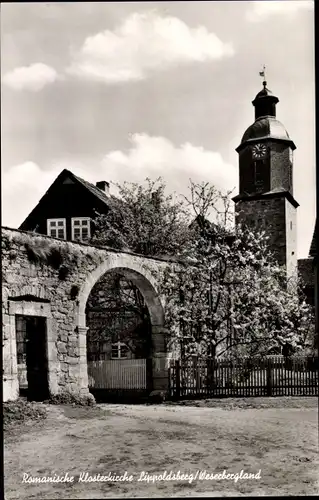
[259,64,267,86]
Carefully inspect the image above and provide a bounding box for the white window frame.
[71,217,91,241]
[111,341,129,359]
[47,219,66,239]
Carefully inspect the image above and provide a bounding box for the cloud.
[2,136,236,228]
[2,63,58,91]
[2,12,233,89]
[247,1,313,22]
[102,133,237,194]
[67,11,234,83]
[2,162,61,227]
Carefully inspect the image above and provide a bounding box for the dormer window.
[71,217,91,241]
[47,219,66,239]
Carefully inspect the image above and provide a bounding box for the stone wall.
[2,227,169,401]
[285,198,298,280]
[236,195,287,266]
[236,194,298,280]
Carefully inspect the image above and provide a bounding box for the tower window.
[290,221,292,230]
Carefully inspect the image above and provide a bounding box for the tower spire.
[252,67,278,120]
[259,64,267,86]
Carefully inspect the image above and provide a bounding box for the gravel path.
[4,398,319,498]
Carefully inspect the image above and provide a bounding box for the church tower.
[233,77,299,278]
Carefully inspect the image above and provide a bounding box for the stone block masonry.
[2,227,170,401]
[235,194,297,279]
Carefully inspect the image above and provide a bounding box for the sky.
[1,1,315,258]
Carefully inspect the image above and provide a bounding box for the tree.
[89,178,193,360]
[159,181,315,359]
[91,177,314,359]
[91,178,191,256]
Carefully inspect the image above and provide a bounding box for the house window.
[47,219,66,239]
[71,218,91,241]
[111,341,129,359]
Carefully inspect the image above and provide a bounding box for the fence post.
[206,358,212,397]
[266,358,272,396]
[194,357,200,395]
[175,360,181,399]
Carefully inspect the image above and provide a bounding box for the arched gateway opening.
[76,256,167,401]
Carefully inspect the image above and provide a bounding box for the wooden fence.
[88,358,148,390]
[168,356,319,398]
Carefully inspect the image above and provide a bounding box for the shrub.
[48,391,96,406]
[4,399,47,429]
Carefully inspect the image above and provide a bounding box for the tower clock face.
[252,143,267,159]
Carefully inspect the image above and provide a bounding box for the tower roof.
[252,81,279,105]
[240,116,295,146]
[236,78,296,152]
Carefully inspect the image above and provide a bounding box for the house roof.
[70,171,112,208]
[189,214,235,245]
[19,169,114,230]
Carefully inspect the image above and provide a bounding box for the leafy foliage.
[92,177,314,359]
[158,181,315,359]
[92,178,192,256]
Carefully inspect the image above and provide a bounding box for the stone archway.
[76,254,168,395]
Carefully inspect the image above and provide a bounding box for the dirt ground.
[4,397,319,499]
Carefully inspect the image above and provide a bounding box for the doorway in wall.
[16,315,49,401]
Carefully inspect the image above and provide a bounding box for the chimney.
[96,181,110,196]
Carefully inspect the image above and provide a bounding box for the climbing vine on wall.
[3,232,104,279]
